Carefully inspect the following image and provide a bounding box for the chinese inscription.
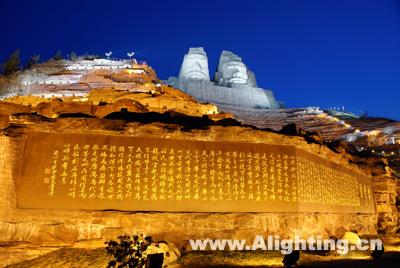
[18,133,375,213]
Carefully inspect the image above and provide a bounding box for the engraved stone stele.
[167,48,283,109]
[17,132,375,214]
[0,119,379,248]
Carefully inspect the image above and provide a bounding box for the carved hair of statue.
[179,47,210,81]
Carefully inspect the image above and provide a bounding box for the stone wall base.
[373,176,399,234]
[0,209,377,249]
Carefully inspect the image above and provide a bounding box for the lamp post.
[127,52,135,60]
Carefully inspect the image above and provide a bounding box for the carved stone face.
[216,51,249,86]
[220,60,248,85]
[179,48,210,81]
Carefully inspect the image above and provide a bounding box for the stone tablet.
[16,132,375,213]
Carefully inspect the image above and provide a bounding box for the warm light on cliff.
[367,130,381,136]
[125,69,145,75]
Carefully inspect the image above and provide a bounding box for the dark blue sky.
[1,0,399,119]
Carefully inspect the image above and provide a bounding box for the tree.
[26,54,40,69]
[69,51,77,61]
[83,54,101,60]
[2,49,21,75]
[53,50,63,61]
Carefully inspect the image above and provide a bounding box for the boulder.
[145,241,181,265]
[341,231,361,245]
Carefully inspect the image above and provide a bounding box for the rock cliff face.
[0,112,377,247]
[0,59,398,266]
[218,105,400,233]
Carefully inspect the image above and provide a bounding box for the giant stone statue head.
[215,51,249,87]
[179,47,210,81]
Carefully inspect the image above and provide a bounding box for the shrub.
[105,234,152,268]
[2,49,21,75]
[53,50,63,61]
[26,54,40,69]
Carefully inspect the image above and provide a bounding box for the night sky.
[1,0,399,119]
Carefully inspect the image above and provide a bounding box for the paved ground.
[4,246,400,268]
[3,237,400,268]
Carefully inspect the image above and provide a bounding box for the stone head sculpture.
[179,47,210,81]
[215,51,249,87]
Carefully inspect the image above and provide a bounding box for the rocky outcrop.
[373,176,399,234]
[0,58,396,267]
[0,108,377,249]
[4,85,219,118]
[218,105,400,233]
[0,210,378,248]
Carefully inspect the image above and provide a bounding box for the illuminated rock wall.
[17,132,374,214]
[0,121,378,246]
[373,176,399,233]
[0,136,18,220]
